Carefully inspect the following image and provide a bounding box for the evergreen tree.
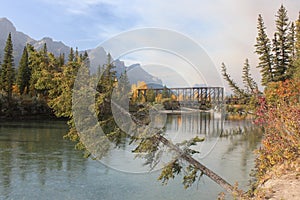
[96,53,116,112]
[221,63,246,97]
[43,43,47,55]
[287,22,296,78]
[289,22,296,59]
[242,59,257,93]
[162,85,170,99]
[272,33,282,81]
[1,33,15,103]
[82,51,90,71]
[17,47,31,94]
[75,47,79,62]
[58,53,65,67]
[146,89,156,103]
[273,5,291,81]
[27,44,43,96]
[68,47,75,62]
[293,12,300,79]
[82,51,89,61]
[295,12,300,59]
[255,14,274,85]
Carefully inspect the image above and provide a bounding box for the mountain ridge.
[0,17,162,85]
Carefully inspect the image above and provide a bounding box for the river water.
[0,112,261,200]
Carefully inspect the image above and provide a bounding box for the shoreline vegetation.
[220,5,300,199]
[0,4,299,200]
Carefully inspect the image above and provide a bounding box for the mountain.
[88,48,162,85]
[126,64,162,86]
[0,17,162,85]
[0,18,34,65]
[0,17,70,65]
[31,37,70,57]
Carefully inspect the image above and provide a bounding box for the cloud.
[34,0,300,88]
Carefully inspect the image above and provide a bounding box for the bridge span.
[137,87,224,108]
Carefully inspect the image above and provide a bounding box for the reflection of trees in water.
[166,112,224,138]
[0,121,89,197]
[0,143,13,199]
[166,113,262,176]
[222,126,263,168]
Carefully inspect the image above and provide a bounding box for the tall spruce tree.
[273,5,291,81]
[17,47,31,94]
[295,12,300,59]
[75,47,79,62]
[287,22,296,77]
[293,12,300,78]
[255,14,274,85]
[68,47,75,62]
[1,33,15,103]
[242,59,258,93]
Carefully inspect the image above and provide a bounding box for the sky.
[1,0,300,89]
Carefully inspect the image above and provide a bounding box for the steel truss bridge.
[137,87,224,109]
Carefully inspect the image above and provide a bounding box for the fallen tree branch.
[111,100,245,198]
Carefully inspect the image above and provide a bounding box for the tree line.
[222,5,300,98]
[0,33,92,118]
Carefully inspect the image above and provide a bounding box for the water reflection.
[0,115,262,200]
[0,121,88,199]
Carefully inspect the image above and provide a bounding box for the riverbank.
[253,158,300,200]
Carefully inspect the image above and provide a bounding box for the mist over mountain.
[0,17,162,85]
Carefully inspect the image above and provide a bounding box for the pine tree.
[112,71,131,116]
[146,89,156,102]
[17,47,31,94]
[1,33,15,103]
[221,63,246,97]
[242,59,257,93]
[287,22,296,78]
[27,44,43,96]
[82,51,90,70]
[75,47,79,62]
[82,51,89,61]
[273,5,291,81]
[43,43,47,55]
[96,53,117,121]
[68,47,75,62]
[255,14,274,85]
[58,53,65,67]
[272,33,282,81]
[162,85,170,99]
[293,12,300,79]
[295,12,300,59]
[289,22,296,59]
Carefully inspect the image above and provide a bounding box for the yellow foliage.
[131,81,148,103]
[12,84,19,94]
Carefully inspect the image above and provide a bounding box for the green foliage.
[254,5,299,84]
[146,89,156,102]
[161,85,170,98]
[0,33,15,103]
[255,14,274,86]
[221,63,247,98]
[183,165,199,189]
[158,159,182,185]
[242,59,258,93]
[17,47,31,94]
[68,47,75,62]
[273,5,291,81]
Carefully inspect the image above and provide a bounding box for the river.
[0,112,261,200]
